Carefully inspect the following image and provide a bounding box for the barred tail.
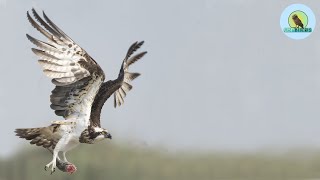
[14,126,57,148]
[15,126,70,172]
[15,128,42,142]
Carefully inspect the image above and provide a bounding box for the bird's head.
[91,127,112,143]
[292,14,298,19]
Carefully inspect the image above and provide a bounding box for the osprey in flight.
[15,9,147,174]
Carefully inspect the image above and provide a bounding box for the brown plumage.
[15,124,61,150]
[89,41,147,127]
[292,14,304,28]
[15,125,77,173]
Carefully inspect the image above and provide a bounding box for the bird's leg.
[44,156,61,171]
[46,148,73,173]
[45,133,71,174]
[45,149,59,174]
[62,152,69,163]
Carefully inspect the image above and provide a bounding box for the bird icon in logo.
[292,14,304,28]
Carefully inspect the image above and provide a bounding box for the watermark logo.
[280,4,316,40]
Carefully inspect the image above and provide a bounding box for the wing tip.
[138,41,144,46]
[26,34,36,42]
[31,47,40,54]
[42,10,49,20]
[31,8,37,17]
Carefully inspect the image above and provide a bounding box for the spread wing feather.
[89,41,147,127]
[27,9,105,128]
[114,41,146,107]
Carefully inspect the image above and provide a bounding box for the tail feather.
[15,126,58,149]
[15,128,41,140]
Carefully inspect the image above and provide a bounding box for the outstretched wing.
[113,41,147,107]
[27,9,105,126]
[90,41,147,127]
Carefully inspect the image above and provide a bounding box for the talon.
[44,166,47,171]
[50,168,55,175]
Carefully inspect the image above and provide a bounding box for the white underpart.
[47,77,103,172]
[71,76,103,133]
[61,76,103,145]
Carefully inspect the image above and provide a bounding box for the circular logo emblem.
[280,4,316,40]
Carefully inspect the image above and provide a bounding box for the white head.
[92,127,112,143]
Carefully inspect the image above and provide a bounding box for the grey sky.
[1,0,320,156]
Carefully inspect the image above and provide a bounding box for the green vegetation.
[1,143,320,180]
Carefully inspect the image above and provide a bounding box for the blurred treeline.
[1,143,320,180]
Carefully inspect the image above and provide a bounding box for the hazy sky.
[1,0,320,156]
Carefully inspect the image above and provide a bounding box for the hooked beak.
[104,133,112,139]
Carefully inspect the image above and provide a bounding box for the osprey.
[15,9,147,174]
